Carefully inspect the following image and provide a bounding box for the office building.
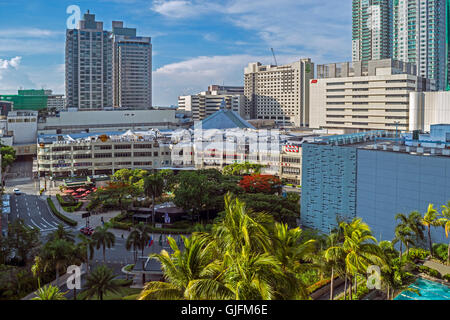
[112,21,152,109]
[301,128,450,243]
[409,91,450,132]
[393,0,447,90]
[352,0,393,65]
[66,11,113,110]
[178,85,245,121]
[310,59,435,134]
[244,59,314,127]
[37,129,172,177]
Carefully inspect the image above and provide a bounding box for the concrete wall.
[356,149,449,243]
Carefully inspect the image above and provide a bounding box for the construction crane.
[271,48,278,66]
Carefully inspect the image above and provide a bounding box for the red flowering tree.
[238,174,282,195]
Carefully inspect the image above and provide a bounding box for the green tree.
[77,234,95,276]
[144,173,165,226]
[421,204,440,256]
[395,211,425,244]
[47,224,75,243]
[7,219,40,264]
[32,284,67,300]
[173,172,212,224]
[0,145,16,171]
[40,239,78,286]
[83,265,121,300]
[325,218,385,300]
[92,225,116,264]
[392,224,415,258]
[139,235,214,300]
[439,201,450,266]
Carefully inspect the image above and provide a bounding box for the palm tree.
[31,256,44,288]
[323,232,345,300]
[139,235,214,300]
[40,239,77,287]
[47,224,75,243]
[143,174,165,226]
[92,225,116,264]
[325,218,385,300]
[395,211,425,244]
[83,265,121,300]
[392,224,415,258]
[77,234,95,275]
[125,228,141,264]
[421,204,440,256]
[268,222,316,299]
[32,285,67,300]
[440,202,450,265]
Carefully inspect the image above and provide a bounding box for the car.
[13,188,21,195]
[80,226,94,236]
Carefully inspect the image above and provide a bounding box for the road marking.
[30,219,41,229]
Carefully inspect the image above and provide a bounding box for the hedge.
[62,202,83,213]
[47,198,78,227]
[417,265,441,279]
[56,193,78,206]
[443,274,450,282]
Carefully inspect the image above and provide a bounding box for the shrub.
[408,248,430,261]
[109,220,131,231]
[417,265,441,279]
[432,243,448,263]
[443,274,450,282]
[47,198,78,227]
[307,278,331,294]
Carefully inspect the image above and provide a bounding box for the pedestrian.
[101,216,104,226]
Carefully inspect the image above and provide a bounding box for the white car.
[13,188,21,195]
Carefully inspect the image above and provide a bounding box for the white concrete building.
[310,59,435,134]
[37,129,172,177]
[244,59,314,127]
[38,109,179,135]
[409,91,450,132]
[178,85,245,121]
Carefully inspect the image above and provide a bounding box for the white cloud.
[0,28,63,38]
[153,53,299,105]
[152,0,222,18]
[0,56,36,93]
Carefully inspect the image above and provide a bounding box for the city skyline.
[0,0,353,106]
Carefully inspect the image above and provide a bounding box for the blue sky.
[0,0,352,105]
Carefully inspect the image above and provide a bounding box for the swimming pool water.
[395,278,450,300]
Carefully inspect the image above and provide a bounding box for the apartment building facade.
[178,85,245,121]
[393,0,447,90]
[352,0,393,64]
[244,59,314,127]
[37,130,172,177]
[310,59,435,134]
[112,21,152,109]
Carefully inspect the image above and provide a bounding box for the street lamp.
[394,121,400,139]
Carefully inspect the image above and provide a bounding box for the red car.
[80,227,94,236]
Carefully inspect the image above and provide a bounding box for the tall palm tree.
[31,256,44,288]
[395,211,425,244]
[325,218,385,300]
[40,239,77,286]
[83,265,121,300]
[440,202,450,266]
[323,232,345,300]
[77,234,95,275]
[421,204,440,256]
[32,285,67,300]
[269,222,316,299]
[92,225,116,264]
[47,224,75,243]
[143,174,165,226]
[392,224,415,258]
[125,228,141,264]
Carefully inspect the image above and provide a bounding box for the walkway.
[424,260,450,276]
